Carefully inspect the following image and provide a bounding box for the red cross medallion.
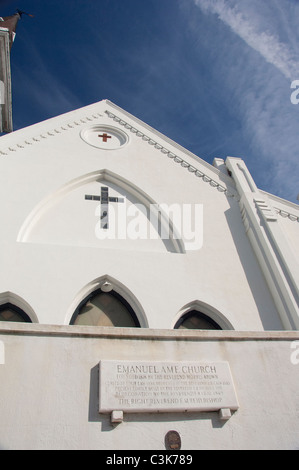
[98,133,112,143]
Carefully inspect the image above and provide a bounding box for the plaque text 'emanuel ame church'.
[99,360,239,414]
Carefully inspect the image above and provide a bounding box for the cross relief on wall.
[85,186,125,229]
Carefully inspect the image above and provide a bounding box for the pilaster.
[0,28,12,133]
[226,157,299,330]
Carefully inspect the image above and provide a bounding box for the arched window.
[0,303,32,323]
[174,310,222,330]
[70,289,140,328]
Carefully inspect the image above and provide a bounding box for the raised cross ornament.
[85,186,124,229]
[98,133,112,143]
[80,126,128,149]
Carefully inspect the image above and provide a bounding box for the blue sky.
[1,0,299,203]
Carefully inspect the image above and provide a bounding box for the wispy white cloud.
[12,30,83,126]
[186,0,299,201]
[194,0,299,79]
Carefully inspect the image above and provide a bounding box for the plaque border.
[99,360,239,415]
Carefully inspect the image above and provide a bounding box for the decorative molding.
[254,198,278,222]
[0,105,238,198]
[105,110,236,199]
[239,201,250,233]
[274,207,299,223]
[0,112,104,155]
[0,321,298,340]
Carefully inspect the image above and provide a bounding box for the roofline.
[104,100,233,185]
[0,99,236,193]
[0,98,296,207]
[260,190,299,212]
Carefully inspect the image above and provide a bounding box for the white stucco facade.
[0,100,298,449]
[0,325,298,450]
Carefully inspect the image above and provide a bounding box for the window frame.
[0,302,32,323]
[70,289,141,328]
[174,310,222,330]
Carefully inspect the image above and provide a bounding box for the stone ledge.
[0,322,298,342]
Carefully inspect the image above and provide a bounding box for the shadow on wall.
[224,198,283,330]
[88,364,229,434]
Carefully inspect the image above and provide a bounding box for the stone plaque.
[99,360,239,414]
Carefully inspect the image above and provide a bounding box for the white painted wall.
[0,101,298,450]
[0,324,298,450]
[0,100,290,330]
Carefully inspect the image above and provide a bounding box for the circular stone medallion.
[80,125,128,150]
[165,430,181,450]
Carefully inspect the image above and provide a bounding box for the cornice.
[0,104,238,199]
[104,109,238,199]
[274,207,299,223]
[0,112,103,155]
[0,322,298,340]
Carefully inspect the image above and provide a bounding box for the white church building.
[0,98,298,450]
